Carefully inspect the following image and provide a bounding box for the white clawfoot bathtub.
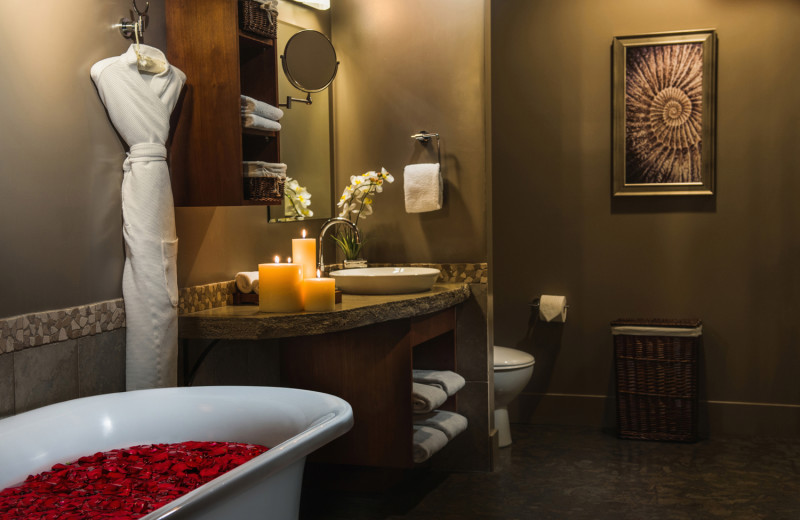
[0,386,353,520]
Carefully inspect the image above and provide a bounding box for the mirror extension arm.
[280,92,313,109]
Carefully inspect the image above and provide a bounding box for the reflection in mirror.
[268,22,334,223]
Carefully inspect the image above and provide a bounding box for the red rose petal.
[0,441,269,519]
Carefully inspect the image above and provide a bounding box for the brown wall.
[0,0,168,318]
[492,0,800,434]
[331,0,488,264]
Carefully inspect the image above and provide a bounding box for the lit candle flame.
[274,255,279,263]
[287,257,292,263]
[317,269,321,278]
[302,229,307,239]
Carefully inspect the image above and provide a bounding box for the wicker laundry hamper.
[612,318,702,442]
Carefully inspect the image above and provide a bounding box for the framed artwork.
[612,30,717,196]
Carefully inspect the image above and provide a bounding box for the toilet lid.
[493,346,535,371]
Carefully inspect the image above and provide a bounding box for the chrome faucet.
[317,217,361,273]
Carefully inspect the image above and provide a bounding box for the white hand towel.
[235,271,259,294]
[242,113,282,132]
[412,382,448,414]
[404,163,442,213]
[240,95,284,122]
[252,278,260,295]
[414,410,468,440]
[412,425,448,463]
[412,369,465,396]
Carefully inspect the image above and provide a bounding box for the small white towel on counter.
[412,425,448,463]
[404,163,442,213]
[242,113,282,132]
[414,410,468,441]
[235,271,259,294]
[240,95,284,122]
[412,382,448,414]
[412,369,465,396]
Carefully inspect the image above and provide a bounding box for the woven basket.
[612,318,701,442]
[244,176,284,204]
[239,0,278,39]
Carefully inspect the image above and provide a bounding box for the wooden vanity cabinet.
[166,0,280,206]
[280,308,458,469]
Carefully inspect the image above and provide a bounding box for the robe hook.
[114,0,150,40]
[132,0,150,16]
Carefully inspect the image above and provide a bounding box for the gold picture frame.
[612,30,717,196]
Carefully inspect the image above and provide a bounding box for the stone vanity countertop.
[178,283,471,340]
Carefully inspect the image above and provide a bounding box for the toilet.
[493,346,535,448]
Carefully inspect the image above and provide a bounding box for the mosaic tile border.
[1,299,125,355]
[366,262,488,284]
[178,280,236,315]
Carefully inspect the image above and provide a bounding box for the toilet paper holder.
[528,297,570,310]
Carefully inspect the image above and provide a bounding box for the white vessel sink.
[329,267,440,295]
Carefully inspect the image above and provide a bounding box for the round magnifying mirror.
[281,30,339,93]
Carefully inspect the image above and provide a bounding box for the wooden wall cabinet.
[166,0,280,206]
[280,308,458,469]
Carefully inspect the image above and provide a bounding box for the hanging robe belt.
[123,143,168,172]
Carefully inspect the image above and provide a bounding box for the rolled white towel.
[241,95,284,122]
[235,271,259,294]
[412,370,465,396]
[412,425,448,464]
[412,382,448,414]
[242,113,282,132]
[414,410,468,441]
[252,278,260,295]
[242,161,287,178]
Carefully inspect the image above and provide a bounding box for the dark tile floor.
[300,424,800,520]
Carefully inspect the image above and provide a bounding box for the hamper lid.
[611,318,703,337]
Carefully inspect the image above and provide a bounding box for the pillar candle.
[259,257,303,313]
[292,229,317,280]
[302,273,336,312]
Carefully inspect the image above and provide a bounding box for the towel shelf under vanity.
[178,283,471,469]
[280,307,458,468]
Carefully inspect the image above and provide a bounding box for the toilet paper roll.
[539,295,567,322]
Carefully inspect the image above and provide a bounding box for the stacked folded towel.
[241,95,283,132]
[235,271,260,294]
[414,410,468,441]
[241,95,284,122]
[412,382,448,414]
[242,113,282,132]
[412,370,465,396]
[412,425,448,464]
[242,161,287,179]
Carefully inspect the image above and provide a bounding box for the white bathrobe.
[91,45,186,390]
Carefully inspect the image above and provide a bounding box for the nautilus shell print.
[625,43,703,184]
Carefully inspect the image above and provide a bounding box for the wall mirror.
[283,30,339,94]
[268,23,336,223]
